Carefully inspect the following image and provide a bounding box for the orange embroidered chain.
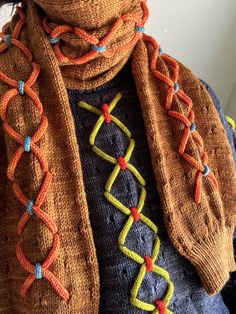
[0,6,69,300]
[142,34,218,204]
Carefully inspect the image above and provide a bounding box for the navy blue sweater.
[68,60,235,314]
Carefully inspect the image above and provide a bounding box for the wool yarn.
[36,0,144,89]
[0,0,235,312]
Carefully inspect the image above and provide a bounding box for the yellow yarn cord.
[226,115,236,130]
[78,93,174,313]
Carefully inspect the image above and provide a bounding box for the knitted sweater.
[1,2,236,312]
[68,59,235,313]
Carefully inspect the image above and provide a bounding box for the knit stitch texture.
[68,60,233,313]
[0,0,236,312]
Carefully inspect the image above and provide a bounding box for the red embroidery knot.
[144,255,153,272]
[130,207,140,221]
[154,300,166,314]
[102,103,111,123]
[117,156,127,170]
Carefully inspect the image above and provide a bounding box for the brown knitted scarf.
[36,0,144,89]
[0,0,235,313]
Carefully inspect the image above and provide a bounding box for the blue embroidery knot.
[26,200,34,216]
[48,36,61,44]
[5,34,12,46]
[35,263,43,280]
[159,47,164,56]
[18,80,25,95]
[190,122,196,133]
[91,44,107,53]
[24,136,31,152]
[202,164,210,176]
[135,26,145,33]
[174,82,179,94]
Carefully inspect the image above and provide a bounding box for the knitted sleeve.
[200,79,236,312]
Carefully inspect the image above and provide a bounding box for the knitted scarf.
[0,0,235,312]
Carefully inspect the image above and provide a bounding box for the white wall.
[1,1,236,117]
[0,3,14,27]
[146,0,236,116]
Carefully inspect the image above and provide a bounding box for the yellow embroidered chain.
[78,93,174,313]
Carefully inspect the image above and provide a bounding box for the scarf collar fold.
[31,0,147,89]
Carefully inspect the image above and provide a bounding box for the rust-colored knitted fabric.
[34,0,144,90]
[0,0,235,313]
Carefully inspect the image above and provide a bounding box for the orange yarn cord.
[142,34,218,204]
[0,6,69,300]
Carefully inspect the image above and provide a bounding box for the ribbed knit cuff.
[189,226,236,295]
